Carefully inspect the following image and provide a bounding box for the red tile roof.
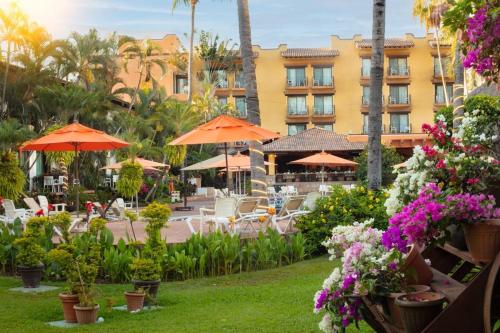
[428,39,452,48]
[281,48,340,58]
[263,128,365,153]
[356,39,415,49]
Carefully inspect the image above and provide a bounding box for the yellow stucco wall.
[118,33,451,136]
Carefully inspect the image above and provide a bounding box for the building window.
[435,84,452,104]
[389,85,409,104]
[361,58,371,77]
[390,113,410,133]
[235,97,247,117]
[313,95,334,115]
[363,114,369,134]
[207,70,228,88]
[174,75,188,94]
[434,57,451,77]
[388,57,409,75]
[315,123,333,131]
[217,96,228,105]
[234,71,245,88]
[362,86,370,105]
[287,95,307,115]
[287,67,306,87]
[313,67,333,86]
[288,123,307,136]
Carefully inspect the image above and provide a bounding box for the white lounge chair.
[272,195,307,234]
[116,198,134,209]
[22,197,42,216]
[0,199,30,226]
[303,192,321,211]
[199,197,238,234]
[37,195,66,215]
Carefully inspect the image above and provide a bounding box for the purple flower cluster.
[315,289,329,310]
[382,184,447,251]
[446,193,499,223]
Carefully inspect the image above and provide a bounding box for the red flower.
[85,201,94,213]
[422,145,437,158]
[436,160,446,169]
[467,178,480,185]
[0,197,3,205]
[35,209,44,216]
[48,204,55,211]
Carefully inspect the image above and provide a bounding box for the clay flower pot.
[385,285,431,328]
[125,291,145,312]
[17,264,44,288]
[403,245,433,285]
[395,291,445,333]
[132,280,160,305]
[59,293,79,323]
[464,219,500,263]
[73,304,100,325]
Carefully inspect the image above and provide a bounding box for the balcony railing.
[362,124,385,134]
[388,95,411,105]
[360,68,371,77]
[215,79,229,88]
[313,106,335,115]
[312,77,334,87]
[435,96,447,104]
[362,95,384,105]
[287,107,308,116]
[389,123,412,134]
[287,78,308,87]
[234,80,245,88]
[387,66,410,76]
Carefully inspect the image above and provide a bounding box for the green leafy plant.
[0,152,26,200]
[116,161,144,199]
[49,212,72,243]
[124,210,138,241]
[14,217,48,267]
[0,218,23,273]
[102,239,133,283]
[130,257,161,281]
[296,185,389,255]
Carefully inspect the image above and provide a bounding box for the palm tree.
[172,0,199,103]
[119,37,167,113]
[367,0,386,190]
[413,0,451,106]
[236,0,266,197]
[0,3,28,120]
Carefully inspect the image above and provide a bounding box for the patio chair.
[0,199,30,226]
[168,215,196,234]
[319,184,330,196]
[43,176,54,192]
[38,195,66,215]
[171,191,181,203]
[22,197,42,216]
[287,185,298,196]
[303,192,321,211]
[199,197,238,234]
[231,197,264,233]
[116,197,134,209]
[271,195,307,234]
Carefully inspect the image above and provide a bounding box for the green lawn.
[0,257,373,333]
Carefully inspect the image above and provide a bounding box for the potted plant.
[14,217,47,288]
[124,288,145,312]
[395,291,445,333]
[73,259,100,324]
[446,193,499,263]
[130,258,161,305]
[385,284,431,329]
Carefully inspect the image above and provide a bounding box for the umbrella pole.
[74,145,80,218]
[321,165,324,184]
[244,171,246,195]
[224,142,230,196]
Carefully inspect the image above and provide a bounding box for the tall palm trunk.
[1,42,11,119]
[128,63,144,113]
[434,28,449,106]
[237,0,265,198]
[187,1,197,103]
[452,38,464,130]
[367,0,385,190]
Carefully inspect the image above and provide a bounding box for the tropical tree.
[367,0,386,190]
[0,2,28,119]
[413,0,451,106]
[236,0,266,197]
[172,0,199,102]
[119,37,167,113]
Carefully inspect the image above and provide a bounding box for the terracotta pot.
[132,280,160,305]
[446,224,468,250]
[73,304,99,324]
[464,219,500,263]
[17,264,44,288]
[385,285,431,328]
[403,245,433,285]
[59,293,79,323]
[395,291,445,333]
[125,291,145,312]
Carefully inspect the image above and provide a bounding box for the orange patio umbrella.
[101,157,169,171]
[169,115,279,193]
[20,122,129,216]
[289,151,358,183]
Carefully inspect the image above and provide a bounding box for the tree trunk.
[127,64,144,113]
[452,37,465,130]
[434,28,449,106]
[237,0,266,198]
[1,42,11,120]
[367,0,385,191]
[187,3,196,103]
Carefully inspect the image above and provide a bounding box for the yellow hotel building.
[118,33,453,138]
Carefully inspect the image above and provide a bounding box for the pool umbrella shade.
[101,157,169,171]
[288,151,358,183]
[20,122,129,216]
[169,115,279,194]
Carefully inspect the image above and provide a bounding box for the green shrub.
[102,239,133,283]
[14,237,45,267]
[295,185,388,255]
[0,152,26,200]
[434,105,453,125]
[49,212,72,243]
[130,257,161,281]
[0,218,23,273]
[354,145,403,186]
[116,161,143,198]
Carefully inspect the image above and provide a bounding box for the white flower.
[322,268,341,289]
[319,314,336,333]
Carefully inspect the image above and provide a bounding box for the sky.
[1,0,426,48]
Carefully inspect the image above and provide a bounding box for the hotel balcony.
[284,78,309,95]
[389,123,412,134]
[214,79,230,96]
[286,107,309,123]
[432,69,454,84]
[311,106,336,123]
[360,68,370,85]
[360,95,384,113]
[311,77,335,94]
[386,66,410,84]
[362,124,386,134]
[386,95,411,112]
[433,96,449,112]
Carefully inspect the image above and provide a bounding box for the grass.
[0,257,373,333]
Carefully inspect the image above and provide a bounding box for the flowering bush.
[446,193,499,224]
[296,185,388,255]
[315,220,404,332]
